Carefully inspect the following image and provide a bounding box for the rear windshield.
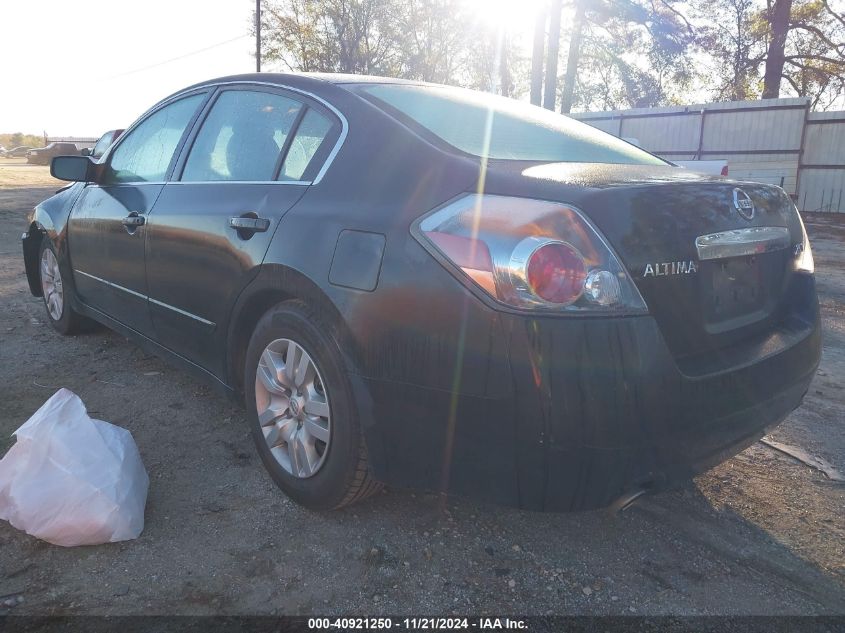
[355,83,665,165]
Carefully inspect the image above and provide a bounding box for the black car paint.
[69,182,163,334]
[22,73,821,511]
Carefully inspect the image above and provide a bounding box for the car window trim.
[97,89,212,187]
[272,104,309,180]
[172,87,224,183]
[166,80,347,185]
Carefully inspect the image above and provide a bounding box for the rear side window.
[357,84,665,165]
[279,109,333,181]
[182,90,303,182]
[106,94,204,183]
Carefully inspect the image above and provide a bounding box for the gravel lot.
[1,163,843,616]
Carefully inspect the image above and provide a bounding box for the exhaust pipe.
[609,487,649,514]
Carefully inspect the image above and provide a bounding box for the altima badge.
[733,188,755,220]
[643,261,698,277]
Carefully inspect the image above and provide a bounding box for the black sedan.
[22,73,820,511]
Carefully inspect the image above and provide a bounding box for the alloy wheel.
[40,248,64,321]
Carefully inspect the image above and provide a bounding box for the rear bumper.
[357,274,821,511]
[541,371,813,511]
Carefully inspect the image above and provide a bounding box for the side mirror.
[80,148,92,157]
[51,155,95,182]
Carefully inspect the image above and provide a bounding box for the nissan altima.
[22,73,821,511]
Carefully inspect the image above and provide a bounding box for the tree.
[260,0,402,75]
[396,0,484,84]
[259,0,527,95]
[557,0,697,112]
[543,0,563,109]
[780,0,845,107]
[773,0,845,105]
[696,0,845,107]
[560,0,587,112]
[530,5,547,105]
[258,0,844,111]
[697,0,760,101]
[0,133,44,149]
[762,0,794,96]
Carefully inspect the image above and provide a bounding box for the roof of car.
[183,72,432,94]
[302,73,428,86]
[146,73,447,125]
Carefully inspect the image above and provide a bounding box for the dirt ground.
[0,158,64,190]
[0,164,843,616]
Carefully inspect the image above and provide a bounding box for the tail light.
[414,194,647,314]
[523,240,586,305]
[794,208,814,274]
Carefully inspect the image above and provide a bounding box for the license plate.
[706,256,765,322]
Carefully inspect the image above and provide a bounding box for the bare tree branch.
[821,0,845,30]
[789,23,845,58]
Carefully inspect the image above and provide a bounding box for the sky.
[2,0,841,136]
[1,0,544,138]
[1,0,258,136]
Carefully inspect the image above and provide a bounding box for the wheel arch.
[23,185,80,297]
[227,263,387,480]
[226,263,364,399]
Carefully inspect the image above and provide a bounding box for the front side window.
[182,90,302,182]
[105,94,204,184]
[356,84,666,165]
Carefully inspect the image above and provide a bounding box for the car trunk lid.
[482,162,804,361]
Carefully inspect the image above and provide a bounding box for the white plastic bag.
[0,388,149,546]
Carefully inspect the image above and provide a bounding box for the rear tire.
[38,239,89,335]
[244,300,382,509]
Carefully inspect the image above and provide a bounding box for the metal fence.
[46,136,98,149]
[571,98,845,213]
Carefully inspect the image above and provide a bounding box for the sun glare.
[465,0,545,31]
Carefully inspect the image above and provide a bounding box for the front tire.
[38,239,87,335]
[244,300,382,509]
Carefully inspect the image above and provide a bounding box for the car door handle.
[121,212,146,227]
[229,216,270,232]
